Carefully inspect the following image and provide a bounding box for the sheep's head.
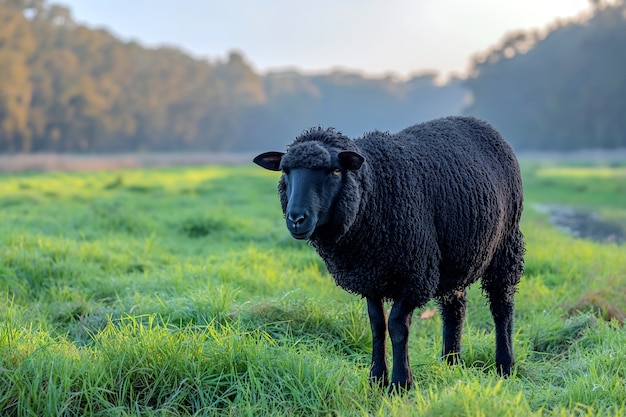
[254,141,364,240]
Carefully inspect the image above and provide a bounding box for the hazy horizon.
[58,0,593,79]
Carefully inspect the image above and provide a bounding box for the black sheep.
[253,116,525,393]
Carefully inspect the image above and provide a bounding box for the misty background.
[0,0,625,155]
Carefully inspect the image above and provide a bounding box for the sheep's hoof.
[443,352,461,366]
[496,362,512,378]
[369,375,389,390]
[388,380,413,396]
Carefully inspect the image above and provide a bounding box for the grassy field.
[0,160,625,416]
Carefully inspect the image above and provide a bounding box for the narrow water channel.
[533,204,625,244]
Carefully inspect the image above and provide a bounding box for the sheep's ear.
[338,151,365,170]
[253,152,284,171]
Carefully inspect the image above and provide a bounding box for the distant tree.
[0,3,36,151]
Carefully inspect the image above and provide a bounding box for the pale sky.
[58,0,592,78]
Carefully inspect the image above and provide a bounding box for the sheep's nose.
[286,210,314,239]
[288,213,306,226]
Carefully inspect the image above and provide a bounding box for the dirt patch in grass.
[567,292,625,325]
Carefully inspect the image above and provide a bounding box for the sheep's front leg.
[388,297,416,393]
[367,297,388,388]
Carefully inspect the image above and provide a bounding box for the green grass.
[0,161,625,416]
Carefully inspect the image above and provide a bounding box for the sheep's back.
[343,116,522,298]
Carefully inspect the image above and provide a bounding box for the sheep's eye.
[332,169,342,177]
[282,167,290,174]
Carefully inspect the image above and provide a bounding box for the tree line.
[0,0,464,153]
[0,0,624,153]
[465,0,626,151]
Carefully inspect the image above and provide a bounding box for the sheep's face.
[253,145,364,240]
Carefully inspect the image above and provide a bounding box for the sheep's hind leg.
[485,287,515,376]
[438,289,467,366]
[482,230,524,377]
[367,298,388,388]
[387,297,416,394]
